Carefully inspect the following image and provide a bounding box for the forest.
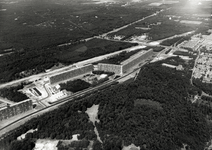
[59,79,91,93]
[0,57,211,150]
[0,84,28,102]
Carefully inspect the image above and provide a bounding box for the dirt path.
[85,104,102,143]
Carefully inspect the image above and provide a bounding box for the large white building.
[97,49,153,75]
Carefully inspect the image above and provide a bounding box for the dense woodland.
[60,79,91,93]
[0,57,212,150]
[0,84,28,102]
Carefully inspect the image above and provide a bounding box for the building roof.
[121,49,151,65]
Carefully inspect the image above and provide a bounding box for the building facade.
[0,99,33,121]
[50,64,93,84]
[97,63,122,75]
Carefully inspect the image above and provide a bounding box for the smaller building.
[162,63,184,70]
[162,63,176,69]
[176,65,184,70]
[48,90,68,104]
[180,20,202,25]
[98,74,108,80]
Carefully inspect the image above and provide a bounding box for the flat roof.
[121,49,152,65]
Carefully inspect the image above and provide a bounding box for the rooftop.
[121,49,152,65]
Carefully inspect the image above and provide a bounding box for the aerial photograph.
[0,0,212,149]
